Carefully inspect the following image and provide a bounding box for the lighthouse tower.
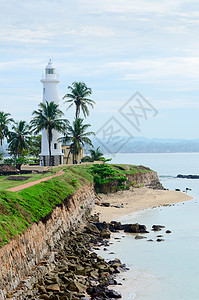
[40,60,63,166]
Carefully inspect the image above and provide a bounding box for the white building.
[40,60,63,166]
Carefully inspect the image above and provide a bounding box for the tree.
[31,101,67,166]
[62,118,94,164]
[8,120,30,158]
[29,134,41,161]
[0,111,13,146]
[89,147,104,161]
[63,82,95,120]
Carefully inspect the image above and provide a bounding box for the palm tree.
[29,134,41,159]
[0,111,13,145]
[89,147,104,161]
[31,101,67,166]
[63,82,95,120]
[8,120,30,158]
[62,118,94,164]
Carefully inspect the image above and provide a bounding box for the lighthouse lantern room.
[40,60,63,166]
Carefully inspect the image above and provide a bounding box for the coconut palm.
[31,101,67,166]
[8,120,30,158]
[63,82,95,120]
[62,118,94,164]
[0,111,13,145]
[89,147,104,161]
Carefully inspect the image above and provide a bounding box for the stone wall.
[0,183,95,300]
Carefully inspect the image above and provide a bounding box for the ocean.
[97,153,199,300]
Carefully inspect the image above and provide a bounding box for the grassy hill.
[0,164,152,247]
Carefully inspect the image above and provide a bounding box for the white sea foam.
[127,292,136,300]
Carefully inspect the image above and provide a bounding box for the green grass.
[0,171,58,191]
[111,164,154,174]
[0,164,153,247]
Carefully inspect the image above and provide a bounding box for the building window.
[62,149,65,154]
[54,143,57,149]
[46,68,54,74]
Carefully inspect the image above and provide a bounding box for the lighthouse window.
[46,68,54,74]
[43,88,45,94]
[54,143,57,149]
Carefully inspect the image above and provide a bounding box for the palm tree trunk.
[48,131,52,166]
[66,146,72,164]
[72,144,75,164]
[75,106,78,121]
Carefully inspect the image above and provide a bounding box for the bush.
[90,164,127,193]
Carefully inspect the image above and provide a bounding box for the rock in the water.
[94,222,109,232]
[124,223,139,233]
[166,230,171,233]
[156,238,164,242]
[105,288,122,298]
[124,223,148,233]
[135,235,147,239]
[152,225,165,231]
[100,228,111,239]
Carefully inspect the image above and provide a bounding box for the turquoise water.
[100,153,199,299]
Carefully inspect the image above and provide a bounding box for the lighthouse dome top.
[46,59,55,70]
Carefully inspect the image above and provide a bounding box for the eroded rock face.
[126,171,164,189]
[0,184,95,299]
[10,215,127,300]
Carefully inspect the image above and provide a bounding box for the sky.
[1,0,199,141]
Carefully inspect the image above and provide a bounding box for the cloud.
[105,57,199,82]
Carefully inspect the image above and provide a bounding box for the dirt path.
[6,170,65,192]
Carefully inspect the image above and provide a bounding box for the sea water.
[98,153,199,299]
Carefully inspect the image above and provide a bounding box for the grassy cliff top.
[0,164,153,247]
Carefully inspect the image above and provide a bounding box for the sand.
[92,187,193,299]
[92,187,193,222]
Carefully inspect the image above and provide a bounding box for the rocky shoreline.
[10,214,128,300]
[9,212,172,300]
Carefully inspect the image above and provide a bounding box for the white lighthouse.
[40,60,63,166]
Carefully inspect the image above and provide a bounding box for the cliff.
[0,183,95,299]
[0,164,163,298]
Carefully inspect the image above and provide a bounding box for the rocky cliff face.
[0,170,163,299]
[0,183,95,299]
[126,171,163,189]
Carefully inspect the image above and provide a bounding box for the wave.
[127,292,136,300]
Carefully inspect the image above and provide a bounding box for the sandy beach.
[93,188,193,299]
[93,187,193,222]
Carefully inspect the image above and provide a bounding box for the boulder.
[152,225,165,231]
[67,280,85,293]
[101,202,110,207]
[94,222,109,232]
[39,295,50,300]
[124,223,139,233]
[105,288,122,298]
[135,235,147,239]
[100,228,111,239]
[85,223,100,234]
[46,284,60,292]
[124,223,148,233]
